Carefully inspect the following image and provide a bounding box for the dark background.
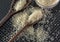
[0,0,12,20]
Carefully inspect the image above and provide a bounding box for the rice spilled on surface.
[11,7,50,42]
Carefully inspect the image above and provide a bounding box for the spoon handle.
[0,0,15,27]
[8,24,29,42]
[0,10,14,27]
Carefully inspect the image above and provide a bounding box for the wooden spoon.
[8,9,44,42]
[0,0,31,27]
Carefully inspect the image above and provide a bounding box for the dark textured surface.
[0,0,60,42]
[0,0,12,20]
